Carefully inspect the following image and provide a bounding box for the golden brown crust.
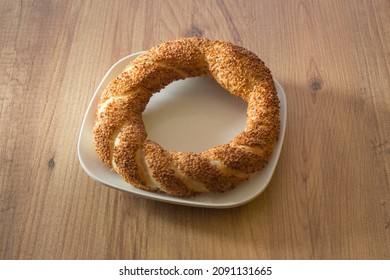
[93,37,280,197]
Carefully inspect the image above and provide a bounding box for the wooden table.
[1,0,389,260]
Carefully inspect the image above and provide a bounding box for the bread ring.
[93,38,280,197]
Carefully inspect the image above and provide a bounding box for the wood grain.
[0,0,389,259]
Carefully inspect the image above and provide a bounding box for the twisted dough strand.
[93,38,280,197]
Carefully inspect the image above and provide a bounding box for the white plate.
[78,52,287,208]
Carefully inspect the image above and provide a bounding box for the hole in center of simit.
[142,77,247,153]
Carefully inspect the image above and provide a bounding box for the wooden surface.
[1,0,389,260]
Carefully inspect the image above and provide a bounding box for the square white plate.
[78,52,287,208]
